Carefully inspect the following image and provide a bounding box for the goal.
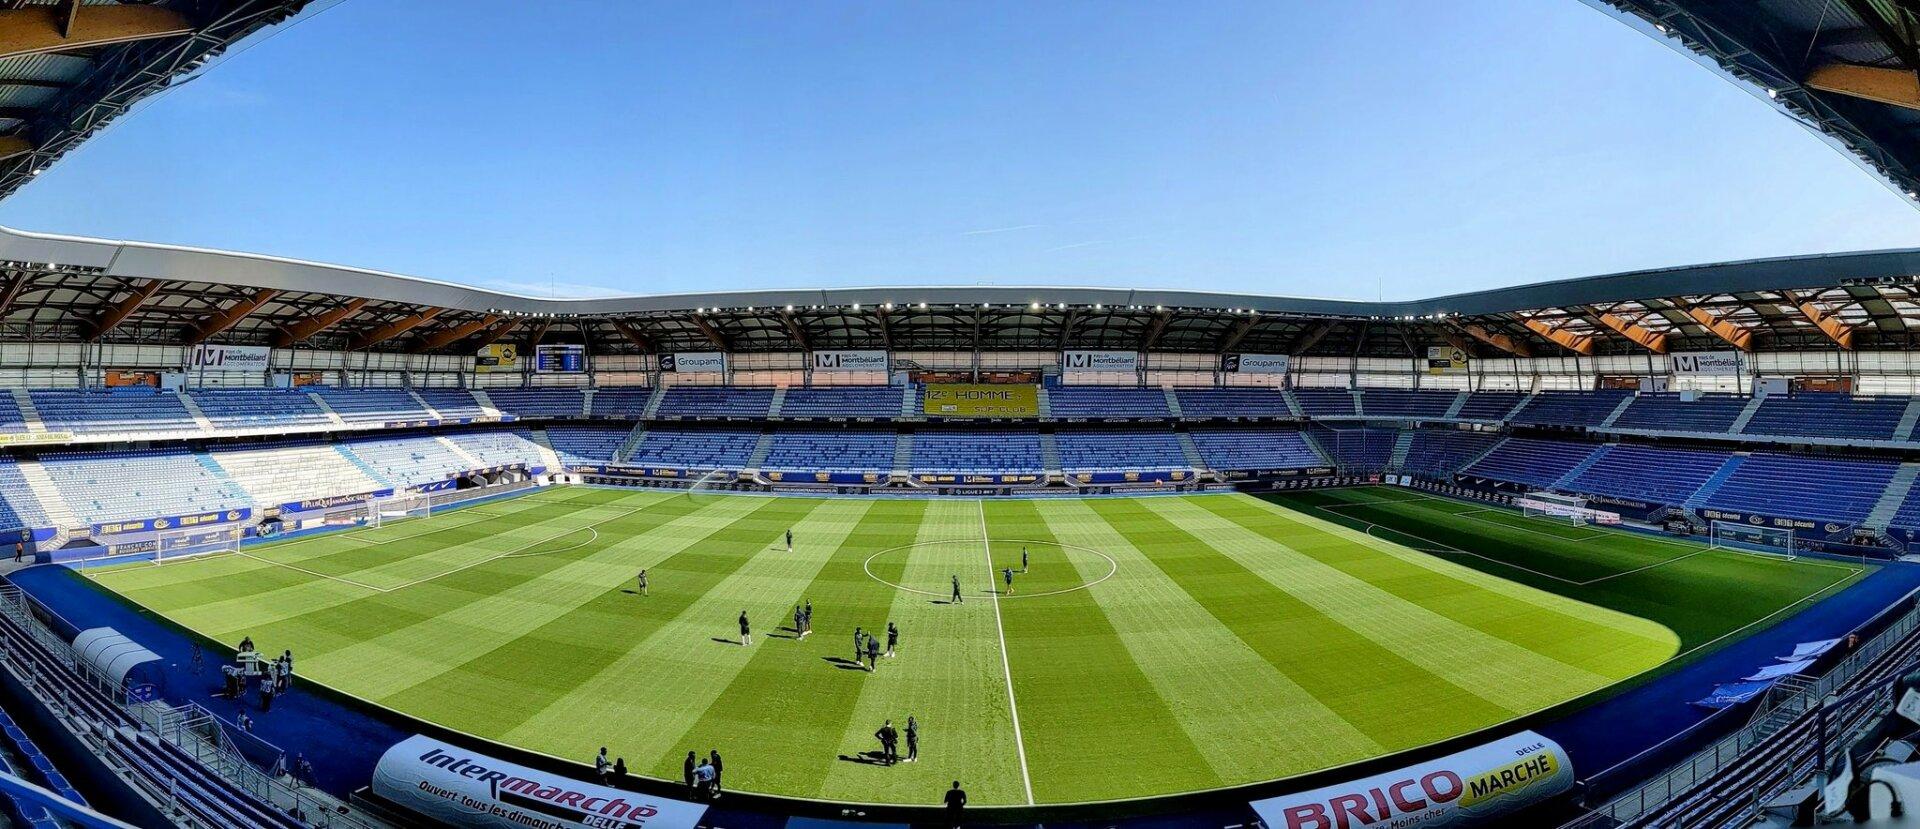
[153,523,243,564]
[368,492,432,527]
[1710,520,1797,561]
[1521,492,1589,522]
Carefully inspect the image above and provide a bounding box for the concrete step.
[15,459,77,531]
[10,389,44,433]
[528,428,565,474]
[1597,395,1636,429]
[614,423,648,463]
[1388,430,1415,470]
[1867,462,1920,529]
[1442,391,1468,419]
[307,392,348,427]
[177,391,216,433]
[436,436,485,470]
[407,388,442,420]
[470,389,504,420]
[1729,396,1765,435]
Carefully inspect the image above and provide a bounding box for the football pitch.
[83,486,1861,806]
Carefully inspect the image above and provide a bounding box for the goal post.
[153,523,242,564]
[1709,520,1798,560]
[369,492,432,527]
[1521,492,1588,522]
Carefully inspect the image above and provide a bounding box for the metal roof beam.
[85,279,160,341]
[0,5,192,60]
[1450,321,1532,357]
[1781,290,1856,348]
[186,288,278,346]
[1522,318,1593,355]
[1139,310,1170,351]
[348,307,442,351]
[0,273,26,318]
[777,312,809,351]
[276,298,366,347]
[523,319,550,348]
[610,319,654,352]
[873,306,893,350]
[1289,319,1337,355]
[1683,306,1755,351]
[411,314,499,353]
[470,318,518,350]
[690,314,729,350]
[1805,63,1920,110]
[1218,314,1260,353]
[1587,307,1669,353]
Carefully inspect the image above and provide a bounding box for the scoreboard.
[533,344,586,373]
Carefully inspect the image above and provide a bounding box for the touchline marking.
[978,499,1036,805]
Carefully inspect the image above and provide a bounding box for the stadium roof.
[0,0,308,201]
[4,224,1920,359]
[1594,0,1920,203]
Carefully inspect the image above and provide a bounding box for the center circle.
[862,538,1118,599]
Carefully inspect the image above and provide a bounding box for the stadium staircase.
[435,436,485,470]
[1035,385,1053,418]
[746,431,775,470]
[1039,432,1062,473]
[1281,389,1305,418]
[641,387,665,419]
[190,452,246,501]
[332,444,392,486]
[406,388,442,420]
[527,429,565,473]
[899,386,918,418]
[1388,430,1414,470]
[1899,397,1920,441]
[1351,391,1365,417]
[1597,394,1636,429]
[1866,462,1920,529]
[8,389,44,433]
[1176,431,1206,469]
[1684,454,1748,510]
[470,389,504,420]
[1162,387,1183,417]
[15,460,75,538]
[307,392,350,427]
[613,424,647,463]
[1442,391,1468,419]
[1550,444,1612,490]
[1457,436,1509,473]
[1728,396,1765,434]
[1300,431,1335,467]
[1501,394,1534,422]
[767,387,787,418]
[891,432,914,472]
[582,388,599,417]
[176,391,216,433]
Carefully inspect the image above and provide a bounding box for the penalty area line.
[977,500,1035,805]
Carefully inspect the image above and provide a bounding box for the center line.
[978,499,1035,805]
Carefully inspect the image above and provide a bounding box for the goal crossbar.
[1709,520,1797,560]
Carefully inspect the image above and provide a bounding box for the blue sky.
[1,0,1916,300]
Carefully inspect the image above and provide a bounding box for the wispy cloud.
[1040,240,1110,253]
[960,224,1046,237]
[478,278,628,299]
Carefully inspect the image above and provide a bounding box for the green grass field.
[82,486,1857,805]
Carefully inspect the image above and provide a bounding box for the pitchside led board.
[474,343,519,374]
[534,344,586,373]
[922,383,1039,418]
[1250,730,1573,829]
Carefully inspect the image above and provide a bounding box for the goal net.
[1710,520,1797,560]
[368,492,431,527]
[153,524,243,564]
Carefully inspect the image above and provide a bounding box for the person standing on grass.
[637,569,648,596]
[854,627,865,662]
[886,622,899,658]
[876,720,898,765]
[804,599,813,635]
[1002,567,1014,595]
[1021,546,1028,573]
[595,747,611,785]
[906,716,919,762]
[866,630,880,671]
[709,749,723,796]
[785,528,793,553]
[683,751,697,798]
[945,781,967,828]
[793,604,804,637]
[951,574,963,604]
[738,610,751,646]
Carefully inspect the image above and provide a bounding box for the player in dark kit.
[905,715,919,762]
[886,622,899,658]
[951,574,962,603]
[854,627,865,662]
[866,631,881,670]
[1021,546,1028,572]
[738,611,751,646]
[785,529,793,552]
[1002,567,1014,595]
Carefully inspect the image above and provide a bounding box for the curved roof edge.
[2,223,1916,320]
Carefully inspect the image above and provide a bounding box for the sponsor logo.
[812,350,888,371]
[1670,350,1741,376]
[1254,732,1570,829]
[1226,353,1291,374]
[1063,350,1138,372]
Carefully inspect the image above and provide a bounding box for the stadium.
[5,1,1920,828]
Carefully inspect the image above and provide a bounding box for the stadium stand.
[1455,390,1525,421]
[1357,389,1457,419]
[446,430,547,469]
[763,429,896,473]
[1401,430,1501,477]
[212,441,388,507]
[545,425,629,465]
[1699,452,1899,525]
[0,394,23,435]
[484,388,587,419]
[1189,428,1324,470]
[1742,393,1908,441]
[0,458,49,531]
[1292,388,1358,416]
[1311,426,1398,471]
[625,427,760,470]
[191,389,334,430]
[312,387,431,424]
[1460,436,1601,490]
[1172,387,1292,418]
[1610,393,1749,433]
[910,430,1044,474]
[413,388,487,419]
[1049,386,1171,419]
[589,386,653,419]
[1563,443,1734,506]
[1509,389,1631,428]
[30,388,200,438]
[654,386,775,419]
[39,449,251,527]
[1055,429,1190,472]
[779,386,903,419]
[340,434,475,487]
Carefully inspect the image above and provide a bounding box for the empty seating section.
[41,449,249,526]
[1704,452,1897,525]
[655,386,774,419]
[626,427,759,470]
[1565,444,1732,505]
[1293,388,1357,416]
[1887,480,1920,533]
[446,430,547,469]
[1189,428,1323,470]
[0,707,79,827]
[313,387,430,423]
[1510,390,1629,428]
[911,430,1044,473]
[546,425,628,464]
[341,435,473,487]
[30,389,198,436]
[1173,387,1290,418]
[590,387,653,418]
[1462,437,1599,490]
[1744,394,1907,441]
[0,394,25,434]
[212,442,386,506]
[1049,386,1170,418]
[190,389,332,430]
[414,388,486,419]
[1456,391,1523,420]
[1359,390,1456,418]
[0,458,48,530]
[484,388,586,419]
[764,430,895,472]
[1612,393,1748,433]
[1056,430,1189,472]
[1401,430,1500,476]
[1313,427,1397,471]
[781,386,902,419]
